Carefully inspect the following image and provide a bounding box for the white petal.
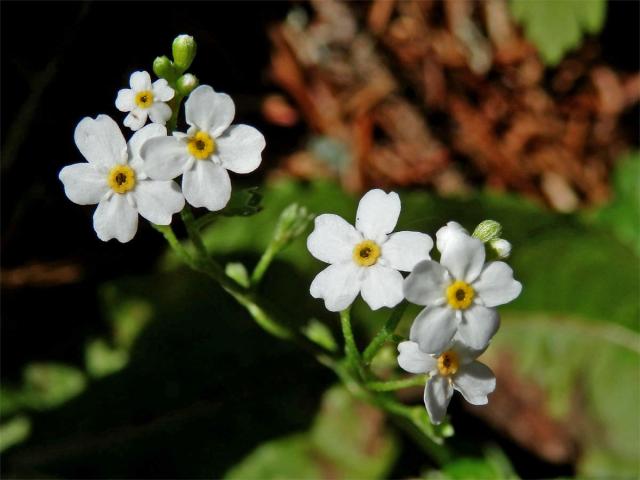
[140,136,189,180]
[436,221,468,253]
[307,214,361,264]
[182,160,231,211]
[128,123,167,162]
[130,71,151,91]
[424,375,453,425]
[409,305,457,354]
[403,260,449,306]
[152,79,175,102]
[473,261,522,307]
[310,262,362,312]
[133,180,184,225]
[74,115,127,169]
[93,194,138,243]
[59,163,109,205]
[355,189,401,241]
[397,341,436,374]
[449,338,487,365]
[382,231,433,272]
[360,265,404,310]
[123,111,148,131]
[148,102,172,125]
[115,89,135,112]
[440,231,485,283]
[457,305,499,350]
[216,124,266,174]
[453,361,496,405]
[185,85,235,137]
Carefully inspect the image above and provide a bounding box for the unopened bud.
[472,220,503,243]
[225,262,250,288]
[176,74,199,96]
[153,55,177,83]
[488,238,512,259]
[274,203,314,247]
[172,34,197,73]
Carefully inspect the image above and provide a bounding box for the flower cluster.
[308,191,522,424]
[59,37,265,242]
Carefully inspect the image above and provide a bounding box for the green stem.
[250,242,278,286]
[340,308,367,380]
[366,375,427,392]
[166,93,184,133]
[363,301,407,364]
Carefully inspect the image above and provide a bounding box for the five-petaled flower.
[140,85,266,211]
[404,226,522,353]
[59,115,184,242]
[116,71,175,131]
[307,189,433,312]
[398,340,496,424]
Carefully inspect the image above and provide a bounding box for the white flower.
[307,189,433,312]
[116,71,174,131]
[140,85,266,211]
[59,115,184,242]
[397,340,496,424]
[404,227,522,353]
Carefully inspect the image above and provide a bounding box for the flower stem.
[250,242,278,286]
[166,93,184,133]
[366,375,427,392]
[363,301,407,364]
[340,308,367,380]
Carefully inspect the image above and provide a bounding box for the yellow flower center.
[352,240,381,267]
[134,90,154,109]
[107,165,136,194]
[446,280,475,310]
[437,350,459,377]
[187,131,215,159]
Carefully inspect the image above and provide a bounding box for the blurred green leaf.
[221,186,263,218]
[225,386,398,480]
[85,339,129,379]
[586,151,640,255]
[0,416,31,453]
[510,0,606,65]
[22,363,87,411]
[489,313,640,478]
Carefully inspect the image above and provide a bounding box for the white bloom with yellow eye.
[404,227,522,353]
[140,85,266,212]
[307,189,433,312]
[116,71,175,131]
[397,340,496,425]
[59,115,184,242]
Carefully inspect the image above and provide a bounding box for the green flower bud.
[172,34,197,73]
[153,55,177,83]
[472,220,503,243]
[488,238,512,259]
[273,203,315,248]
[176,74,199,96]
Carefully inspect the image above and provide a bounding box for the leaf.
[486,314,640,478]
[510,0,607,65]
[0,416,31,453]
[22,363,87,411]
[225,386,398,480]
[220,186,263,217]
[585,151,640,255]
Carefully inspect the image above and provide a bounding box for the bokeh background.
[1,1,638,479]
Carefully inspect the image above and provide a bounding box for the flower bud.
[176,74,199,96]
[273,203,314,247]
[153,55,177,82]
[472,220,502,243]
[488,238,512,259]
[172,34,197,73]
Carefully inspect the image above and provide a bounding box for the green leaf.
[0,416,31,453]
[225,386,398,479]
[221,187,263,218]
[510,0,607,65]
[22,363,87,411]
[585,151,640,255]
[85,339,129,379]
[487,314,640,478]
